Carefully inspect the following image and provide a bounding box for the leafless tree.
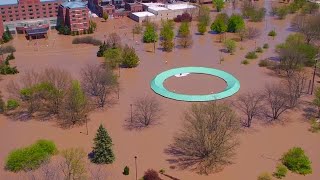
[126,95,162,129]
[234,91,265,127]
[107,33,121,48]
[247,27,261,40]
[60,148,88,180]
[165,102,240,174]
[88,165,109,180]
[177,35,193,48]
[291,14,320,44]
[264,84,291,120]
[81,64,118,108]
[284,72,307,108]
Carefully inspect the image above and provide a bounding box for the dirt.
[0,1,319,180]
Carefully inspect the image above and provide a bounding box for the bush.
[224,39,236,54]
[0,65,19,75]
[268,30,277,37]
[5,140,57,172]
[281,147,312,175]
[309,118,320,133]
[6,53,15,60]
[256,47,263,53]
[123,166,130,175]
[197,22,207,35]
[72,36,102,46]
[227,14,245,33]
[174,12,192,22]
[245,51,258,59]
[159,169,165,174]
[257,172,272,180]
[263,43,269,49]
[242,59,250,65]
[273,164,288,179]
[6,99,19,110]
[249,8,266,22]
[143,169,161,180]
[275,6,289,19]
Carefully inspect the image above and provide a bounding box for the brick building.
[0,15,3,37]
[58,1,89,33]
[88,0,116,17]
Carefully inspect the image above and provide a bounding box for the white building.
[129,2,197,23]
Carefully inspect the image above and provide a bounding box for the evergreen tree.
[91,124,115,164]
[143,23,158,43]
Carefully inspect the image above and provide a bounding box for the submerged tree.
[91,124,115,164]
[166,102,240,174]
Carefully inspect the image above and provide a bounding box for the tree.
[210,13,229,34]
[91,124,115,164]
[235,91,265,127]
[284,72,306,108]
[102,12,108,22]
[143,169,161,180]
[132,24,143,40]
[160,20,175,52]
[197,22,207,35]
[107,33,121,49]
[60,148,87,180]
[60,81,88,126]
[227,14,245,33]
[103,48,122,69]
[313,87,320,117]
[0,91,5,113]
[121,45,139,68]
[127,95,162,129]
[81,64,118,108]
[291,14,320,44]
[178,22,193,48]
[166,102,240,174]
[198,5,211,26]
[264,83,291,120]
[2,26,13,43]
[301,2,319,14]
[224,39,236,54]
[97,41,109,57]
[213,0,225,12]
[143,23,158,43]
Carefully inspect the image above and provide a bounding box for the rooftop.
[148,6,168,11]
[132,11,155,17]
[61,0,86,9]
[167,4,196,10]
[26,27,48,35]
[0,0,18,6]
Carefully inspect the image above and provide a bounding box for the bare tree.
[284,72,307,108]
[264,84,291,120]
[247,27,261,40]
[60,148,87,180]
[165,102,240,174]
[88,165,109,180]
[177,35,193,48]
[107,33,121,48]
[291,14,320,44]
[126,95,162,129]
[81,64,118,108]
[234,91,265,127]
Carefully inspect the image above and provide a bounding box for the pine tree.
[91,124,115,164]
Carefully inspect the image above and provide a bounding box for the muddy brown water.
[0,2,319,180]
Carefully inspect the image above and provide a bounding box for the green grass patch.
[5,139,57,172]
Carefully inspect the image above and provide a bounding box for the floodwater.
[0,1,319,180]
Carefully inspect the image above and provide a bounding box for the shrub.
[242,59,250,65]
[275,6,289,19]
[72,36,102,46]
[6,53,15,60]
[309,118,320,133]
[174,12,192,22]
[5,140,57,172]
[268,30,277,37]
[159,169,165,174]
[245,51,258,59]
[143,169,161,180]
[0,65,19,75]
[249,8,266,22]
[224,39,236,54]
[263,43,269,49]
[123,166,130,175]
[6,99,19,110]
[197,22,207,35]
[257,172,272,180]
[256,47,263,53]
[227,14,245,33]
[281,147,312,175]
[273,164,288,179]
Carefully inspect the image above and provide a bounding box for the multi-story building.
[88,0,116,17]
[0,0,89,39]
[58,1,89,33]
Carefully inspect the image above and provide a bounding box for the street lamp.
[130,104,133,122]
[311,54,320,95]
[134,156,138,180]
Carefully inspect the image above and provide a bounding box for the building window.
[50,15,53,17]
[28,5,32,8]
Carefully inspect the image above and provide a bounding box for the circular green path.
[150,67,240,102]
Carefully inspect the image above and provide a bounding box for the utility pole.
[130,104,133,122]
[134,156,138,180]
[311,56,319,95]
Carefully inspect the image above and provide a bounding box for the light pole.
[130,104,133,122]
[134,156,138,180]
[311,55,320,95]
